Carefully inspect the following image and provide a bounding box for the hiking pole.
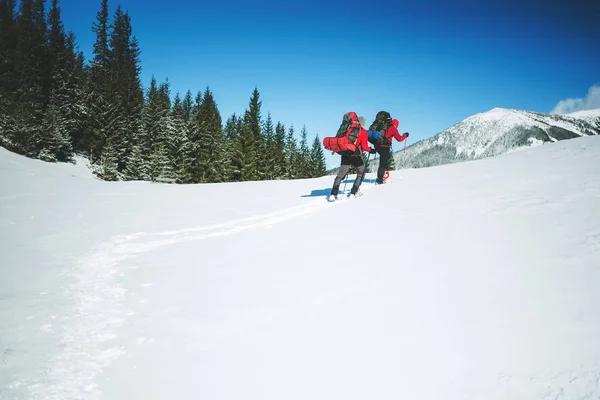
[365,152,371,183]
[342,172,348,194]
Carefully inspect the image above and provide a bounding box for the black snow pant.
[331,154,365,196]
[375,146,391,183]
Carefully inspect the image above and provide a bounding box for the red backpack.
[323,112,361,155]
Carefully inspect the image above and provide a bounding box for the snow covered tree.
[246,87,265,179]
[196,86,226,182]
[85,0,111,162]
[273,122,286,179]
[11,0,47,154]
[99,138,119,180]
[107,5,143,171]
[223,113,240,181]
[284,125,298,179]
[228,112,256,182]
[0,0,19,150]
[262,112,276,180]
[310,134,326,177]
[298,125,310,178]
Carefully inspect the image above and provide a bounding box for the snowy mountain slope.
[387,107,600,170]
[1,137,600,399]
[566,108,600,124]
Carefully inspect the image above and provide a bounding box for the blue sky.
[57,0,600,169]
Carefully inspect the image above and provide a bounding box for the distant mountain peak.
[392,107,600,170]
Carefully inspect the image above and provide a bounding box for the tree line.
[0,0,328,183]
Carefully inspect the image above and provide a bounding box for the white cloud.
[551,84,600,114]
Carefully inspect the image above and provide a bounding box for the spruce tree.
[273,121,286,179]
[262,112,275,180]
[107,6,143,171]
[224,113,241,181]
[99,138,119,180]
[14,0,47,154]
[196,86,226,183]
[0,0,18,149]
[284,125,298,179]
[170,92,191,182]
[310,134,327,177]
[86,0,111,162]
[298,125,310,178]
[140,76,161,180]
[247,87,264,179]
[232,112,256,181]
[40,0,76,162]
[66,32,87,154]
[182,90,193,122]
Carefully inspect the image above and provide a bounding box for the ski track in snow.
[26,194,350,399]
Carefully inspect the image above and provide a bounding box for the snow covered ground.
[1,136,600,400]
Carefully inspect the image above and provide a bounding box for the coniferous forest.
[0,0,328,183]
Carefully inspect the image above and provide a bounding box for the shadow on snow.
[300,178,376,198]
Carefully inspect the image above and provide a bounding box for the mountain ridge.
[388,107,600,170]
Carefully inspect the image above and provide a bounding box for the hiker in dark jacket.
[328,117,376,201]
[374,118,408,184]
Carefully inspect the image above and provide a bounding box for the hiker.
[368,114,409,184]
[327,115,376,201]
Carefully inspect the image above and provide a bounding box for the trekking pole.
[365,152,371,182]
[342,172,348,194]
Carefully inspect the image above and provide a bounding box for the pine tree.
[142,77,174,181]
[310,134,327,177]
[247,87,264,179]
[273,122,286,179]
[262,112,275,180]
[41,99,73,162]
[231,112,256,181]
[182,90,193,122]
[196,86,226,182]
[224,113,241,181]
[14,0,47,154]
[107,5,143,171]
[169,92,191,182]
[66,32,87,154]
[284,125,298,179]
[86,0,112,163]
[99,138,119,180]
[298,125,310,178]
[0,0,17,107]
[0,0,18,150]
[90,0,109,92]
[38,0,77,162]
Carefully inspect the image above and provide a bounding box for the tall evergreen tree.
[65,32,87,154]
[231,111,256,181]
[107,5,143,172]
[310,134,327,177]
[0,0,17,111]
[0,0,18,150]
[273,121,286,179]
[90,0,109,92]
[298,125,310,178]
[224,113,240,181]
[13,0,47,154]
[169,92,191,182]
[182,90,193,122]
[196,86,226,182]
[86,0,112,162]
[284,125,298,179]
[38,0,77,162]
[262,112,275,180]
[247,87,264,179]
